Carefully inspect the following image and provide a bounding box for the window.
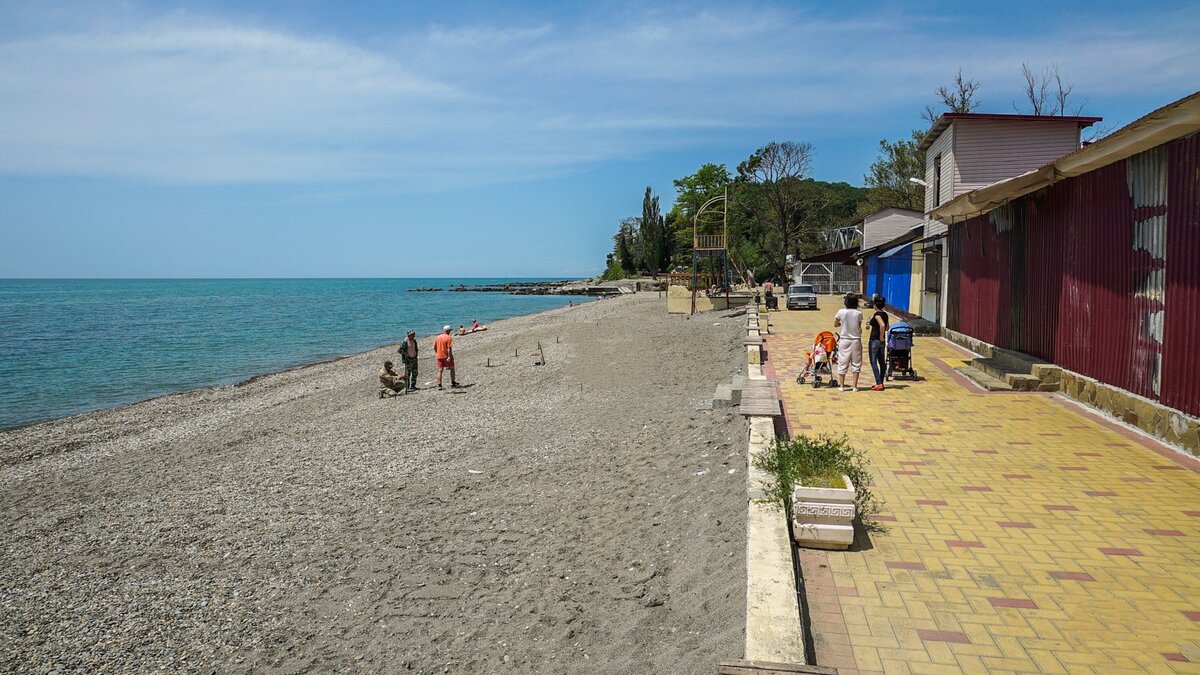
[933,154,943,207]
[924,247,942,293]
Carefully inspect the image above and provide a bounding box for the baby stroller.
[886,322,918,380]
[796,331,839,388]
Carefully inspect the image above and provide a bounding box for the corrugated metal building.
[864,245,915,312]
[934,91,1200,417]
[857,210,924,313]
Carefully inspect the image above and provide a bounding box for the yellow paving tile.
[770,302,1200,673]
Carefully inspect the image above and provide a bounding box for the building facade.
[916,113,1101,323]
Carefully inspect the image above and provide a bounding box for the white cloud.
[0,5,1196,187]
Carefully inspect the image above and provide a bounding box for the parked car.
[787,284,818,310]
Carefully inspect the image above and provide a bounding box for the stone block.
[747,344,761,365]
[1007,374,1042,391]
[713,383,734,408]
[1181,423,1200,456]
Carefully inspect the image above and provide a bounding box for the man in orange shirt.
[434,325,461,390]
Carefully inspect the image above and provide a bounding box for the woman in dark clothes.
[868,296,890,391]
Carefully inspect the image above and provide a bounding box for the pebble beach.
[0,293,748,673]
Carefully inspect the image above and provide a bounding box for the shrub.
[600,260,629,281]
[753,433,881,524]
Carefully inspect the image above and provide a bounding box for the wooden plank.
[738,380,780,416]
[718,659,838,674]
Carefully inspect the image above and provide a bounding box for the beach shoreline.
[0,296,589,437]
[1,293,748,673]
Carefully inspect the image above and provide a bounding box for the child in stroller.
[796,330,839,388]
[886,322,918,380]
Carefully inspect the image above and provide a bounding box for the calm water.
[0,279,584,430]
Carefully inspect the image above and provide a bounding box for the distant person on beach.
[834,294,864,392]
[400,330,419,393]
[378,361,407,397]
[434,325,461,390]
[472,318,480,330]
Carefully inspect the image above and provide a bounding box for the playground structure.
[667,188,749,314]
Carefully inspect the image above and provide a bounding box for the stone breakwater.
[408,280,591,295]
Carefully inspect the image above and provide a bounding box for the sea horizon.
[0,278,592,430]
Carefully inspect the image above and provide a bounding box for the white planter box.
[792,475,855,550]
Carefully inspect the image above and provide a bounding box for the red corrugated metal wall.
[1161,134,1200,415]
[948,133,1200,417]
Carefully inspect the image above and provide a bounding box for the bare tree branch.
[1017,62,1083,116]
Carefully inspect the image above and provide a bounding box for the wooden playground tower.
[689,188,731,315]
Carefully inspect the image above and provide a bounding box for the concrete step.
[713,383,735,408]
[955,365,1013,391]
[972,350,1059,392]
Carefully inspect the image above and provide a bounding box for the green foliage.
[600,259,629,281]
[862,130,927,214]
[668,163,733,266]
[603,149,868,283]
[640,187,668,278]
[752,434,881,525]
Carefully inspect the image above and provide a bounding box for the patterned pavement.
[764,301,1200,674]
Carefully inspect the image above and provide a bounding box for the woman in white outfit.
[833,294,864,392]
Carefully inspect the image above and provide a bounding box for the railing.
[667,272,729,291]
[695,234,726,250]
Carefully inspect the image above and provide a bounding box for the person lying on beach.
[378,361,408,397]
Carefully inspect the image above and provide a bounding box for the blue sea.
[0,279,585,430]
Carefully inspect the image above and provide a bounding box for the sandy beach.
[0,294,748,673]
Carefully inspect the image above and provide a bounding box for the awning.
[857,225,923,259]
[929,89,1200,223]
[799,245,860,264]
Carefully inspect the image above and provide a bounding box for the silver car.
[786,284,818,310]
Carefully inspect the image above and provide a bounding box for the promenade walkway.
[765,303,1200,674]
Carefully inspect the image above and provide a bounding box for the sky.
[1,1,1197,278]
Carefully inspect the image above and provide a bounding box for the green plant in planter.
[753,433,882,525]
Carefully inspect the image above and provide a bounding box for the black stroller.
[886,322,918,380]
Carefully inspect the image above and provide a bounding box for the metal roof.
[929,90,1200,222]
[918,112,1103,152]
[856,225,923,259]
[800,246,860,264]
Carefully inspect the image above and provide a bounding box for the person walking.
[434,325,461,390]
[867,296,889,391]
[399,329,419,393]
[834,294,864,392]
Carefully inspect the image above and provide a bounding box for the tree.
[736,141,820,281]
[862,130,927,213]
[614,216,639,272]
[668,163,733,267]
[640,187,668,278]
[1014,62,1083,116]
[923,68,981,123]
